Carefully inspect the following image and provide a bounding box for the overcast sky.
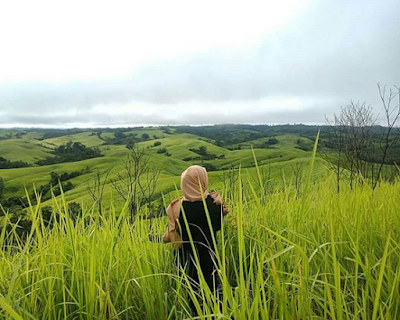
[0,0,399,128]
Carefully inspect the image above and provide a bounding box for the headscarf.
[180,165,209,202]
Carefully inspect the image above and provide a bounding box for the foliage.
[126,140,135,149]
[295,138,312,151]
[98,129,157,146]
[36,141,102,165]
[67,202,83,220]
[0,156,31,169]
[265,137,278,145]
[176,124,321,146]
[142,133,150,140]
[202,163,218,171]
[111,147,160,221]
[323,88,400,189]
[0,168,84,209]
[189,146,218,160]
[36,128,83,140]
[49,166,90,185]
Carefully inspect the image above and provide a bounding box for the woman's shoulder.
[208,191,222,205]
[167,197,183,219]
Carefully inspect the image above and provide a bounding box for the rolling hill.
[0,125,325,211]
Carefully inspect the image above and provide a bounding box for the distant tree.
[295,139,312,151]
[189,146,217,160]
[36,141,102,165]
[373,84,400,188]
[153,141,162,147]
[126,140,135,149]
[68,202,83,221]
[41,206,54,227]
[112,147,160,221]
[9,210,32,240]
[157,147,167,154]
[198,146,207,155]
[86,169,111,216]
[324,84,400,190]
[0,156,31,169]
[202,163,217,171]
[115,130,126,140]
[265,138,278,145]
[142,133,150,140]
[324,101,376,189]
[50,172,59,186]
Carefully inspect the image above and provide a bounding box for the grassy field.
[0,138,51,163]
[0,156,399,319]
[1,127,399,319]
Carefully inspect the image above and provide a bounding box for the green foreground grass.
[1,163,400,319]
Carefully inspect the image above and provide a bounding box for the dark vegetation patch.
[176,124,321,146]
[36,141,102,165]
[0,156,31,169]
[98,129,156,148]
[37,129,84,140]
[1,167,89,207]
[320,126,400,164]
[202,163,218,171]
[295,139,313,151]
[1,201,84,240]
[184,146,225,163]
[189,146,218,160]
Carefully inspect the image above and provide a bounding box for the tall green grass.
[1,159,400,318]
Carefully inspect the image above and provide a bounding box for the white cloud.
[0,0,399,127]
[0,0,309,82]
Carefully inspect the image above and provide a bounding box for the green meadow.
[0,126,399,319]
[0,127,320,205]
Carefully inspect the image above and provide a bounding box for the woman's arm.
[162,198,183,248]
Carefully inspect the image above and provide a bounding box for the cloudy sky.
[0,0,399,128]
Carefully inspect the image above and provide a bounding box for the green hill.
[0,126,325,211]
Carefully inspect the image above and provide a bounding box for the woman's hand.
[223,206,230,215]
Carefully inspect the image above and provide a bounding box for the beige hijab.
[162,165,223,246]
[181,165,209,201]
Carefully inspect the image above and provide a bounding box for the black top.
[178,195,223,290]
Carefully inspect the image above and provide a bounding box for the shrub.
[0,156,31,169]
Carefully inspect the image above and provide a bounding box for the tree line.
[323,84,400,191]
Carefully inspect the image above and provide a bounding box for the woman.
[162,165,229,311]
